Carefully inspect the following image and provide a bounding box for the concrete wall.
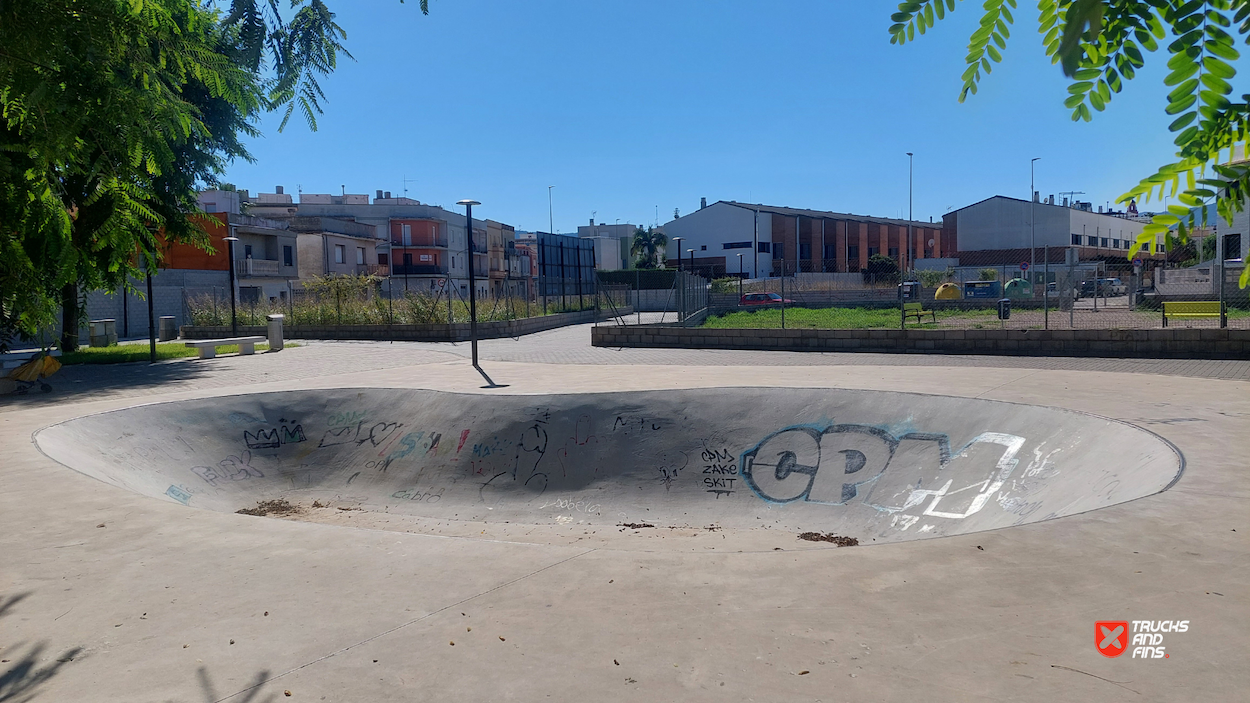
[591,325,1250,359]
[182,307,632,343]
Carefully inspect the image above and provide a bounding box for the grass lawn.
[59,341,278,365]
[702,306,998,330]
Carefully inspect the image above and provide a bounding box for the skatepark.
[2,325,1246,702]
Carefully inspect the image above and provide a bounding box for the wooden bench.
[903,302,936,324]
[1162,301,1221,327]
[185,336,266,359]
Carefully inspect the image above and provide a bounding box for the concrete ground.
[2,323,1247,702]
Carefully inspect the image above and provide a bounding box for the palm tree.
[630,227,668,269]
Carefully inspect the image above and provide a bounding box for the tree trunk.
[60,282,79,351]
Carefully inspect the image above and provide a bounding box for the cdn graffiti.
[740,424,1025,522]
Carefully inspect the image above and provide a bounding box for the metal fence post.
[1043,245,1049,330]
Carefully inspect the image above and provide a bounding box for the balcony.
[235,258,281,277]
[390,235,447,248]
[392,264,449,276]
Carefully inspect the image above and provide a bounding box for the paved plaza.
[1,323,1247,702]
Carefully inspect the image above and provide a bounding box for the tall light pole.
[672,236,684,321]
[1031,157,1041,283]
[737,252,744,301]
[906,152,914,275]
[458,199,500,387]
[547,185,554,236]
[223,235,239,337]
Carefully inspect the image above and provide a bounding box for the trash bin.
[89,319,117,347]
[266,314,284,351]
[997,298,1011,321]
[158,316,177,342]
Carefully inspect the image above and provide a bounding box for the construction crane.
[1058,190,1085,207]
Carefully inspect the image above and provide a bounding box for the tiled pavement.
[3,322,1247,411]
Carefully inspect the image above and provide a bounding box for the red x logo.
[1096,621,1129,658]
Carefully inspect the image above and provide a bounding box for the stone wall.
[590,325,1250,359]
[182,307,630,343]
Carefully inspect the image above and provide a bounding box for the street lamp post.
[737,253,744,301]
[223,235,239,337]
[672,237,684,321]
[1031,157,1041,284]
[458,199,502,387]
[906,152,914,275]
[548,185,554,237]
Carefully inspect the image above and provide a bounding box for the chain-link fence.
[694,256,1249,331]
[184,278,592,328]
[595,271,708,326]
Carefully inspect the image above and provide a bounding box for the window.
[403,253,413,266]
[1088,236,1098,247]
[1072,234,1081,245]
[757,242,771,253]
[356,247,365,265]
[723,241,752,249]
[244,244,253,258]
[402,223,412,245]
[868,247,879,257]
[283,245,293,266]
[772,242,784,260]
[1101,238,1108,248]
[800,243,812,259]
[1156,243,1165,253]
[700,245,707,251]
[334,244,345,263]
[848,245,860,261]
[824,245,837,261]
[1225,233,1243,259]
[888,247,899,258]
[377,253,389,265]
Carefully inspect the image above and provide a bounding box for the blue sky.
[225,0,1190,233]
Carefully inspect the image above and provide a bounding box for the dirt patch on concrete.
[797,532,859,547]
[236,499,303,517]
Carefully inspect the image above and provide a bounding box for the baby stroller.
[7,351,61,394]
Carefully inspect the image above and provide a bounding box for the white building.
[944,195,1156,256]
[576,220,637,271]
[661,200,943,278]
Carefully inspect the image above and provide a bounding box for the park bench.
[1162,301,1221,327]
[903,302,936,324]
[185,336,266,359]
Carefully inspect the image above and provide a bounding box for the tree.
[865,254,901,283]
[1,0,426,351]
[630,227,669,269]
[889,0,1250,287]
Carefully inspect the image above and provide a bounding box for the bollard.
[266,313,284,351]
[89,319,117,347]
[158,316,177,342]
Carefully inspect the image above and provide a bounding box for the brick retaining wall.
[183,307,628,343]
[590,325,1250,359]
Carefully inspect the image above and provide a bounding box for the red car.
[740,292,793,305]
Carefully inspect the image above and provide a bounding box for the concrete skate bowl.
[34,388,1183,545]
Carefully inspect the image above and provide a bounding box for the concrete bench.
[185,336,266,359]
[1162,301,1221,327]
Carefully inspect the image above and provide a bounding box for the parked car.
[1078,277,1127,297]
[740,292,793,305]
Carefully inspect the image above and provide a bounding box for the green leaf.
[1168,111,1197,131]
